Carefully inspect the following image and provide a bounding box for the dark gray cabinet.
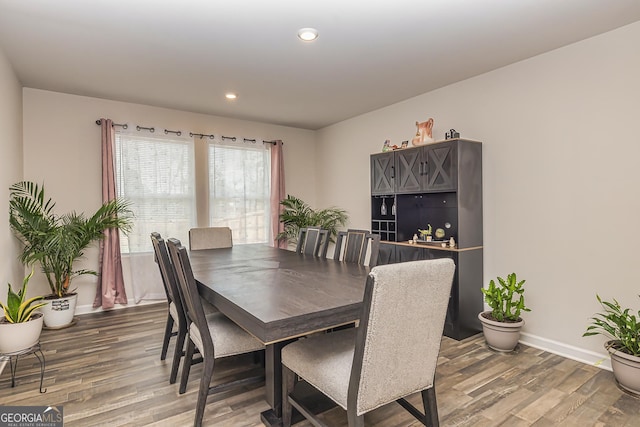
[370,196,396,242]
[377,242,396,265]
[370,139,483,340]
[370,139,482,247]
[378,242,483,340]
[370,152,395,195]
[423,142,457,192]
[373,141,461,195]
[395,149,422,193]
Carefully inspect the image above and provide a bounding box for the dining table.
[189,244,370,426]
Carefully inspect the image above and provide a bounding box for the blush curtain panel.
[94,118,128,309]
[270,140,287,248]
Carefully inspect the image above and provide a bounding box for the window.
[115,132,196,253]
[114,132,271,251]
[208,141,271,244]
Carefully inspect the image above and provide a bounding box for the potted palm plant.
[583,295,640,396]
[9,181,133,328]
[0,269,46,353]
[478,272,531,352]
[276,195,348,246]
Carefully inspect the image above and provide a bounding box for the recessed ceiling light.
[297,28,318,42]
[225,93,237,100]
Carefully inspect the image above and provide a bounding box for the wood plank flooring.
[1,303,638,426]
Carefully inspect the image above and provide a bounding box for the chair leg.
[161,314,174,361]
[193,355,215,427]
[179,338,196,394]
[347,407,364,427]
[169,325,187,384]
[421,387,439,427]
[282,365,296,427]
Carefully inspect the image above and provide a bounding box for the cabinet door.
[377,243,396,265]
[395,149,422,193]
[424,142,458,191]
[370,152,395,195]
[396,245,421,263]
[420,247,456,261]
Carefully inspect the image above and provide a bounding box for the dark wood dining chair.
[166,238,265,427]
[281,258,455,427]
[151,232,190,384]
[295,227,329,258]
[188,226,233,250]
[334,229,381,267]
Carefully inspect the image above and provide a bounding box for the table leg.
[260,339,295,427]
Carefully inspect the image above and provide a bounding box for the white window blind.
[208,141,270,244]
[115,132,196,253]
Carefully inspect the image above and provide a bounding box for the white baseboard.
[75,299,164,316]
[520,331,612,371]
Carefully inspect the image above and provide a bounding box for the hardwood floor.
[1,303,638,426]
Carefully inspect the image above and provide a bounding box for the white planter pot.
[42,293,78,328]
[0,313,44,353]
[607,340,640,396]
[478,311,524,352]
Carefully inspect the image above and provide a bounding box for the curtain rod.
[95,119,128,129]
[95,119,280,145]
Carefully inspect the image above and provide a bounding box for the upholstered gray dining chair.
[281,258,455,427]
[188,226,233,250]
[295,227,330,258]
[151,232,190,385]
[334,229,381,267]
[167,238,265,427]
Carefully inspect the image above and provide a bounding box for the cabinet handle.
[391,166,395,178]
[419,161,424,175]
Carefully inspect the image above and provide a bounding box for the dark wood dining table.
[189,244,370,426]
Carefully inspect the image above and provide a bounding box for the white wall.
[316,22,640,366]
[0,46,24,291]
[22,89,317,311]
[14,20,640,367]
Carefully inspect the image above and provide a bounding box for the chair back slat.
[349,258,455,414]
[334,229,381,266]
[344,230,366,263]
[317,229,329,258]
[167,238,214,357]
[294,228,307,254]
[150,232,186,325]
[295,227,330,257]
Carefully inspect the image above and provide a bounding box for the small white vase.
[0,313,44,353]
[42,293,78,328]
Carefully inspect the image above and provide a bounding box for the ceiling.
[1,1,639,130]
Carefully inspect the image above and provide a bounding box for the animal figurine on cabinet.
[411,118,434,146]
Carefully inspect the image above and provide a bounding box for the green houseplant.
[276,195,348,245]
[478,273,531,351]
[0,269,44,323]
[9,181,133,327]
[0,269,46,353]
[583,295,640,395]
